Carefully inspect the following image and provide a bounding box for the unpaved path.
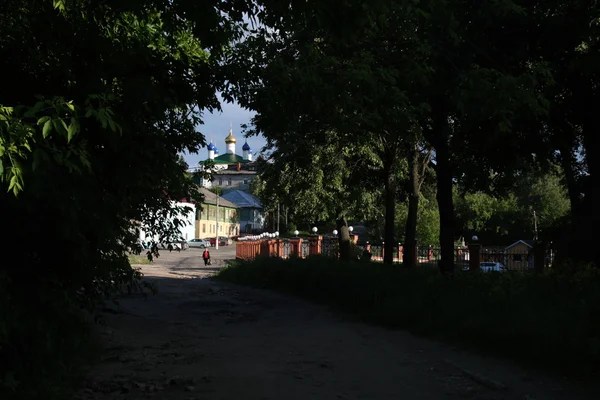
[78,249,599,400]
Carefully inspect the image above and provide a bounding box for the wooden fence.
[235,237,546,271]
[235,236,467,264]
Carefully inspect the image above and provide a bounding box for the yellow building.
[195,187,240,239]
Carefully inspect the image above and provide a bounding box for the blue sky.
[183,95,266,167]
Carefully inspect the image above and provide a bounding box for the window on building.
[202,224,206,233]
[243,179,249,185]
[227,178,232,186]
[218,178,223,185]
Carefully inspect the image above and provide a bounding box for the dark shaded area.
[216,257,600,380]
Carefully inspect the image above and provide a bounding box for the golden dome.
[225,129,236,144]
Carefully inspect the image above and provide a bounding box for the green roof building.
[205,124,254,164]
[192,124,259,192]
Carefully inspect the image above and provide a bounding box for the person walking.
[202,249,211,266]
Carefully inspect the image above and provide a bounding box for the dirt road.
[78,249,598,400]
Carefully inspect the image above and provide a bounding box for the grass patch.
[216,256,600,376]
[128,254,152,265]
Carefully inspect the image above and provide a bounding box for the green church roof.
[208,153,249,164]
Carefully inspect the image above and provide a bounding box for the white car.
[188,238,210,248]
[463,262,507,272]
[480,261,507,272]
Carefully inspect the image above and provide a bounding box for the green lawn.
[127,254,152,265]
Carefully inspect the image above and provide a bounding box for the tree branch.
[418,148,433,190]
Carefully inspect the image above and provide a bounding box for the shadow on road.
[78,273,600,400]
[168,267,223,273]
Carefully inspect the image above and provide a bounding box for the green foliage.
[128,254,152,265]
[455,191,520,240]
[454,168,571,243]
[217,258,600,373]
[395,194,440,245]
[0,0,251,398]
[209,186,224,196]
[0,95,118,195]
[252,136,382,226]
[513,168,571,231]
[0,272,101,398]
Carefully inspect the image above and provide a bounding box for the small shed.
[504,240,534,270]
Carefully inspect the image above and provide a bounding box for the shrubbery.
[0,273,100,399]
[217,257,600,373]
[1,1,249,399]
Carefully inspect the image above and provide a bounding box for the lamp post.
[294,230,299,237]
[470,235,480,271]
[312,227,318,235]
[333,229,338,236]
[215,194,219,250]
[349,226,354,233]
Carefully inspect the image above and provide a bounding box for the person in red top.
[202,249,211,266]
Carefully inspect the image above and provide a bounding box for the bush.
[216,257,600,373]
[0,273,101,400]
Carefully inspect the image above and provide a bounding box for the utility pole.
[277,203,280,233]
[215,194,219,250]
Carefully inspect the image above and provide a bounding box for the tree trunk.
[383,161,397,264]
[432,117,455,276]
[336,215,351,261]
[404,145,420,268]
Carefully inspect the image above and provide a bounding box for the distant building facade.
[195,187,240,239]
[220,190,265,233]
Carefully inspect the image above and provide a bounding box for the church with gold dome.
[196,125,259,193]
[205,125,254,165]
[188,125,265,235]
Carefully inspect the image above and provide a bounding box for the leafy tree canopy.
[0,0,253,397]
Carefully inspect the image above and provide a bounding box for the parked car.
[463,261,507,272]
[188,238,210,248]
[480,261,507,272]
[209,237,232,246]
[160,240,188,251]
